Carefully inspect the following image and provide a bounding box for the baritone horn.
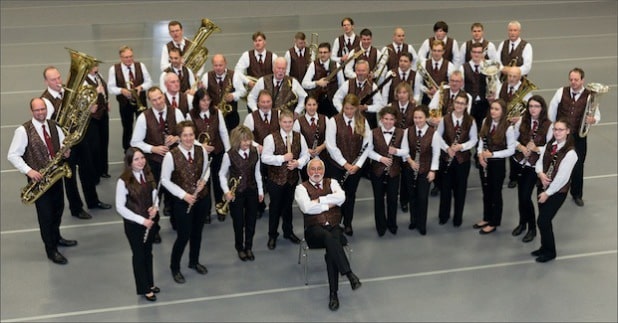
[579,83,609,137]
[215,176,242,218]
[506,76,538,119]
[480,60,501,98]
[183,18,221,77]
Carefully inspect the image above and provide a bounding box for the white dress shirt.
[246,76,307,114]
[535,141,578,196]
[496,38,533,76]
[301,60,344,91]
[115,171,158,225]
[331,33,357,63]
[436,114,479,152]
[107,62,153,95]
[199,69,247,101]
[185,108,231,151]
[332,80,384,113]
[41,87,63,120]
[475,120,517,158]
[417,36,461,68]
[548,87,601,123]
[158,68,195,93]
[7,118,66,174]
[413,58,455,103]
[218,149,264,196]
[402,124,441,171]
[130,107,186,153]
[368,127,410,162]
[513,118,555,167]
[161,144,210,199]
[325,116,373,167]
[428,88,472,115]
[295,179,346,214]
[261,129,310,169]
[234,49,278,83]
[343,47,388,79]
[458,39,498,65]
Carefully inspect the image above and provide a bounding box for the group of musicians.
[7,18,602,311]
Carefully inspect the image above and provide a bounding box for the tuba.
[480,60,501,98]
[183,18,221,78]
[22,48,102,204]
[579,83,609,137]
[506,76,538,119]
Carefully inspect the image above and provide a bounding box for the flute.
[186,158,210,214]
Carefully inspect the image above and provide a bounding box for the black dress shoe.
[89,201,112,210]
[430,186,439,196]
[101,173,111,178]
[204,214,212,224]
[408,222,416,230]
[535,254,556,263]
[188,263,208,275]
[150,286,160,293]
[377,230,385,237]
[418,228,427,236]
[58,238,78,247]
[507,180,517,188]
[284,233,301,244]
[573,198,584,207]
[452,221,461,228]
[217,212,226,222]
[328,292,340,311]
[530,248,544,257]
[153,233,162,244]
[72,209,92,220]
[172,271,185,284]
[238,250,248,261]
[522,229,536,243]
[438,218,447,225]
[144,292,157,302]
[388,227,397,235]
[267,238,277,250]
[47,251,68,265]
[472,222,488,229]
[511,224,526,236]
[479,226,496,235]
[245,249,255,261]
[401,203,409,212]
[257,210,263,219]
[344,226,353,236]
[347,272,361,290]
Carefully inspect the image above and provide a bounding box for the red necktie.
[490,124,496,136]
[171,96,178,108]
[532,120,538,133]
[347,120,353,135]
[177,69,182,78]
[315,183,321,190]
[187,151,193,164]
[310,117,316,130]
[140,173,146,185]
[455,120,460,132]
[346,38,352,48]
[508,87,514,98]
[202,113,209,123]
[550,144,557,155]
[41,124,55,158]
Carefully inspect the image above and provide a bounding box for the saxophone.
[22,48,101,204]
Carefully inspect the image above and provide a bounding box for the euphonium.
[506,76,538,119]
[309,33,319,62]
[480,60,501,98]
[22,49,101,204]
[127,80,147,112]
[215,176,242,217]
[183,18,221,77]
[216,81,234,116]
[416,60,439,97]
[579,83,609,137]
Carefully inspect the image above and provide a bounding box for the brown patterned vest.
[386,43,410,70]
[228,147,258,193]
[263,75,296,112]
[251,110,280,145]
[248,50,273,78]
[302,178,342,228]
[387,68,416,103]
[298,114,328,160]
[371,127,404,177]
[514,118,551,165]
[143,108,179,163]
[288,47,311,82]
[166,39,193,56]
[408,126,436,174]
[206,70,237,112]
[163,66,191,93]
[486,125,507,154]
[393,102,415,129]
[348,79,374,105]
[22,120,61,173]
[337,35,360,57]
[114,63,146,106]
[441,113,473,163]
[500,39,528,69]
[427,37,455,62]
[333,114,364,169]
[170,145,208,199]
[426,59,449,86]
[267,131,301,186]
[541,140,571,193]
[311,60,339,99]
[190,107,224,155]
[464,39,490,62]
[40,89,63,120]
[499,82,520,105]
[463,63,486,100]
[354,47,378,72]
[84,75,109,120]
[124,176,154,219]
[556,86,590,132]
[165,93,190,116]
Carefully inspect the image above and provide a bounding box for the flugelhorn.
[579,83,609,137]
[127,81,147,112]
[416,60,439,98]
[215,176,242,219]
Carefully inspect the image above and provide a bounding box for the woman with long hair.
[293,96,330,180]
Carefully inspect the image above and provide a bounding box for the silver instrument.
[579,82,609,137]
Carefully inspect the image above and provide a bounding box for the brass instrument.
[480,60,501,98]
[342,143,368,183]
[275,78,298,112]
[22,49,101,204]
[215,176,242,217]
[183,18,221,77]
[322,48,365,84]
[579,83,609,137]
[127,81,147,112]
[416,60,439,97]
[309,33,319,62]
[372,47,394,81]
[437,81,450,116]
[506,76,538,119]
[216,79,234,116]
[197,131,211,145]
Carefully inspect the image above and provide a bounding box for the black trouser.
[64,138,100,212]
[35,181,64,256]
[224,110,240,132]
[370,173,399,234]
[169,195,209,272]
[363,111,378,129]
[330,162,362,229]
[570,134,587,199]
[480,158,506,227]
[305,225,350,293]
[438,158,471,226]
[509,157,521,182]
[91,113,110,176]
[267,181,296,239]
[537,191,567,257]
[407,168,431,231]
[147,158,173,221]
[517,165,538,230]
[207,152,224,213]
[317,95,338,118]
[230,188,258,251]
[118,101,140,151]
[399,165,410,206]
[124,219,154,295]
[470,99,489,135]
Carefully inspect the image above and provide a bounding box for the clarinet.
[311,119,319,151]
[412,136,422,184]
[382,131,398,183]
[523,122,540,165]
[342,142,368,183]
[545,151,559,180]
[143,181,161,243]
[360,71,395,105]
[445,125,462,170]
[482,136,489,185]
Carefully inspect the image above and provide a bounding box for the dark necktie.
[455,120,460,132]
[41,124,55,158]
[572,92,577,101]
[346,38,352,48]
[397,45,401,54]
[315,183,321,190]
[187,151,193,164]
[550,144,557,155]
[258,54,263,65]
[298,50,303,58]
[401,72,406,80]
[177,69,182,78]
[202,112,209,123]
[158,112,165,131]
[217,76,223,87]
[490,124,496,136]
[127,65,135,84]
[244,152,248,159]
[510,42,515,54]
[434,62,439,72]
[347,119,353,135]
[474,64,480,74]
[264,113,269,125]
[383,131,393,135]
[140,173,146,185]
[58,91,63,100]
[171,96,178,109]
[509,86,515,97]
[310,117,316,129]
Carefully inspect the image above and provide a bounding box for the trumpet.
[579,82,609,137]
[215,176,242,219]
[127,81,147,112]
